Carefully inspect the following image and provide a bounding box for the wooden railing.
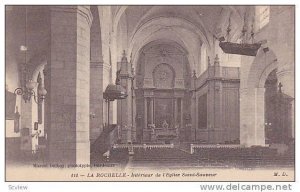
[195,66,240,88]
[113,143,174,149]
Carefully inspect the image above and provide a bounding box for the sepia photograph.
[4,4,295,182]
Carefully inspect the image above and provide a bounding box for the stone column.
[239,88,248,146]
[240,87,265,147]
[47,6,92,164]
[149,98,154,124]
[89,61,103,144]
[102,64,111,127]
[254,87,266,146]
[144,97,148,128]
[180,98,184,129]
[118,51,134,143]
[194,96,198,141]
[174,98,178,126]
[152,97,155,125]
[191,95,196,141]
[190,94,196,140]
[191,69,197,142]
[89,5,103,144]
[20,99,33,152]
[131,88,137,142]
[141,97,148,142]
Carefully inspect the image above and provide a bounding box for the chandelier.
[14,7,47,104]
[14,79,47,104]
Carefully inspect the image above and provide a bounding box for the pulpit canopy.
[103,84,128,101]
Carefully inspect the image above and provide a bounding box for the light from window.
[200,44,207,74]
[256,6,270,30]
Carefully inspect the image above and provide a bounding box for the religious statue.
[148,124,156,134]
[31,130,42,139]
[162,120,169,129]
[175,124,179,136]
[117,125,121,140]
[14,106,20,133]
[185,123,192,129]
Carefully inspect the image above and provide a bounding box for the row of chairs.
[133,148,191,162]
[192,146,294,167]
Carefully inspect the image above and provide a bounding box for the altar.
[144,120,179,143]
[134,42,192,143]
[153,128,178,143]
[140,93,185,143]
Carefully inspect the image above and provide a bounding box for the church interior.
[5,5,295,168]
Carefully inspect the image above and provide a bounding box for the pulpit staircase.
[90,124,121,164]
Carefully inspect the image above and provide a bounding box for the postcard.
[5,5,295,182]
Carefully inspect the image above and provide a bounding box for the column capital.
[78,6,93,27]
[102,63,111,72]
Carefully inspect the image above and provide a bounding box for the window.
[200,44,207,74]
[256,6,270,30]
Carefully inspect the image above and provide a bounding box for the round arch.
[128,17,205,71]
[130,28,193,70]
[113,6,243,44]
[129,16,211,51]
[240,47,279,147]
[247,48,278,89]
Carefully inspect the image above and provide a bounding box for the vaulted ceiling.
[112,6,245,70]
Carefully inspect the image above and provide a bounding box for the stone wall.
[194,65,240,144]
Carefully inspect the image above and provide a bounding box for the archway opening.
[134,41,191,144]
[264,69,293,144]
